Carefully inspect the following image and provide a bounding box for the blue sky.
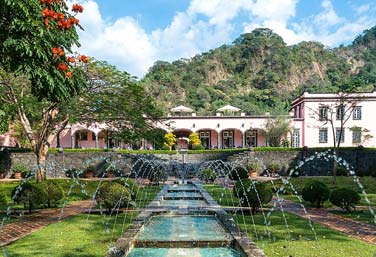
[74,0,376,78]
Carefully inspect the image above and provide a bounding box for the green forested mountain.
[141,27,376,115]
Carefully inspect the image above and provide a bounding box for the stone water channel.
[107,182,266,257]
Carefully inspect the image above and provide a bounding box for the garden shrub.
[11,182,47,214]
[302,180,330,208]
[192,144,205,150]
[229,167,248,181]
[65,168,83,178]
[266,162,280,175]
[114,178,139,200]
[329,188,360,212]
[149,168,168,185]
[95,182,132,212]
[233,179,272,213]
[336,166,349,176]
[40,180,65,208]
[199,168,217,183]
[0,192,7,204]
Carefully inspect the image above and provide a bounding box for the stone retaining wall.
[0,151,234,178]
[2,148,376,177]
[228,148,376,176]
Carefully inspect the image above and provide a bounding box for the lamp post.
[178,148,188,184]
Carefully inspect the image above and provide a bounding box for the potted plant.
[247,162,260,178]
[267,162,281,177]
[11,164,28,179]
[84,165,96,178]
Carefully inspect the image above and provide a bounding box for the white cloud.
[74,0,376,78]
[74,1,156,77]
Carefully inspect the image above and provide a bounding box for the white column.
[95,133,99,148]
[71,133,75,149]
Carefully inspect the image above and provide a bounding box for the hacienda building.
[2,90,376,149]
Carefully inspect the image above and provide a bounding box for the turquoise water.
[127,247,242,257]
[164,192,202,198]
[168,185,198,191]
[160,200,207,207]
[136,216,230,241]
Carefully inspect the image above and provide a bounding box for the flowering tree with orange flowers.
[0,0,88,181]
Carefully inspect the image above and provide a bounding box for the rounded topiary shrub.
[11,182,47,214]
[40,180,65,208]
[329,188,360,212]
[95,182,132,212]
[199,168,217,183]
[229,167,248,181]
[149,168,168,185]
[192,144,205,150]
[114,178,139,200]
[233,179,273,213]
[302,180,330,208]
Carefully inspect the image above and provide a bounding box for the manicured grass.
[329,210,376,226]
[235,211,376,257]
[203,184,238,206]
[3,212,138,257]
[277,176,376,194]
[133,184,162,208]
[282,193,376,208]
[0,179,161,226]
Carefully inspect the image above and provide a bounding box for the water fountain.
[1,149,375,256]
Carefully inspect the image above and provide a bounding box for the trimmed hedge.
[48,148,249,154]
[42,180,65,208]
[113,178,139,200]
[95,182,132,212]
[229,167,249,181]
[11,182,47,214]
[199,168,217,183]
[302,180,330,208]
[329,188,361,212]
[233,179,272,213]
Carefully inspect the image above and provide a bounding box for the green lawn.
[133,184,162,208]
[3,212,138,257]
[235,211,376,257]
[282,193,376,208]
[277,176,376,194]
[203,184,238,206]
[329,210,376,226]
[0,180,161,227]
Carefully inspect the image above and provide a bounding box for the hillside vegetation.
[141,27,376,115]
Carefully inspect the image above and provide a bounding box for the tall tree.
[70,60,163,143]
[264,116,291,147]
[0,0,87,181]
[307,85,366,184]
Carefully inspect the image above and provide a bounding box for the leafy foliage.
[199,168,217,183]
[95,182,132,212]
[329,188,361,212]
[229,166,249,180]
[0,0,87,102]
[302,180,330,208]
[264,116,291,147]
[189,132,201,147]
[164,132,176,150]
[233,179,273,213]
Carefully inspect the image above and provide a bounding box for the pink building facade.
[3,90,376,149]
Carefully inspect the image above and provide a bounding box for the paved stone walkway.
[0,200,95,247]
[281,200,376,245]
